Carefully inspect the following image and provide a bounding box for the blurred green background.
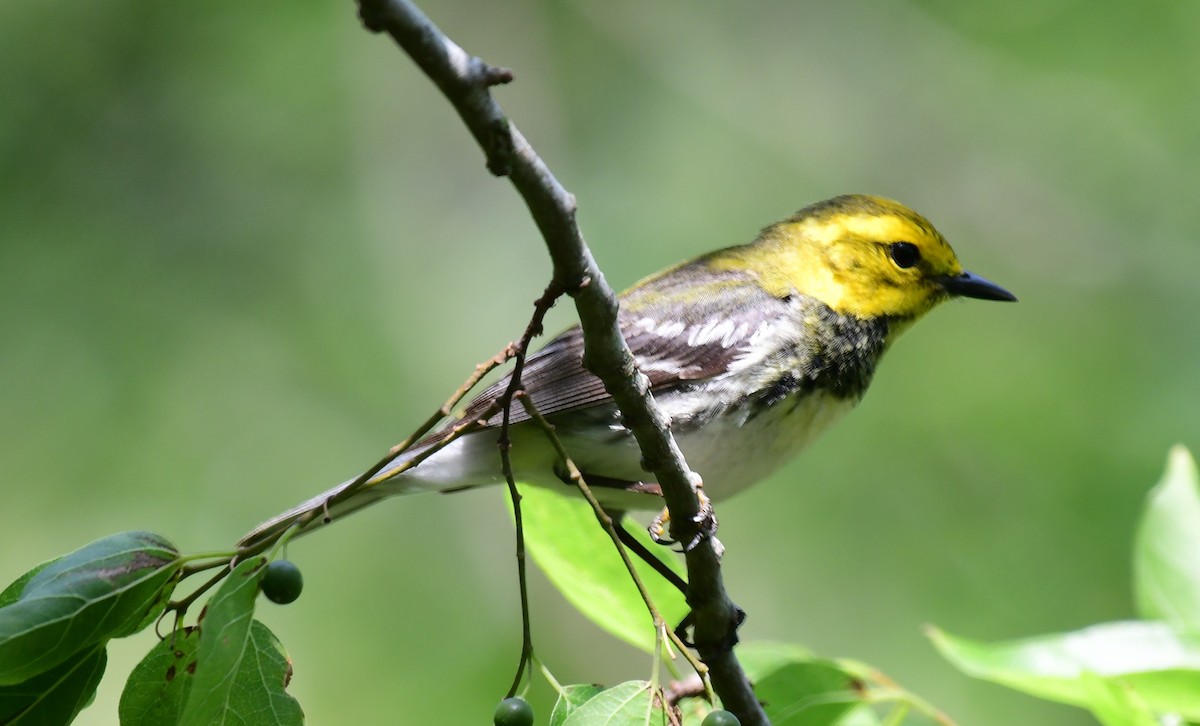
[2,0,1197,723]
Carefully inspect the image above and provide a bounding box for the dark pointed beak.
[939,270,1017,302]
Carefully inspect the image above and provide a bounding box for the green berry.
[702,710,740,726]
[493,696,533,726]
[261,560,303,604]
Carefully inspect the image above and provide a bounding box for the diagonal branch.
[354,1,766,723]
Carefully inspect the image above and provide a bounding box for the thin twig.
[613,519,689,595]
[388,346,515,457]
[355,1,762,720]
[166,563,234,618]
[177,344,517,632]
[495,282,565,696]
[499,433,533,698]
[665,673,706,708]
[518,395,712,698]
[294,353,513,532]
[862,667,957,726]
[235,344,518,556]
[179,557,236,579]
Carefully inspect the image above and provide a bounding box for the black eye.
[888,242,921,269]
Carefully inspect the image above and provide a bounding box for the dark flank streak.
[744,302,887,422]
[756,372,799,409]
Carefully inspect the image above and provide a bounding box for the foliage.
[4,447,1198,724]
[2,0,1196,722]
[518,486,688,653]
[0,538,302,726]
[932,446,1200,725]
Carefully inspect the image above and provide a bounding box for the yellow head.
[712,194,1015,320]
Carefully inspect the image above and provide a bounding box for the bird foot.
[649,487,718,553]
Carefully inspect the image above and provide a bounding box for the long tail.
[238,432,504,549]
[237,440,439,549]
[237,474,404,549]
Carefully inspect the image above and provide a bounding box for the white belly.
[387,390,857,510]
[670,391,856,500]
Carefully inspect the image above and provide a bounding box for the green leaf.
[1079,671,1160,726]
[0,531,180,684]
[550,684,606,726]
[689,643,876,725]
[732,643,936,725]
[518,485,688,653]
[119,626,201,725]
[0,559,58,609]
[179,557,264,724]
[0,643,106,724]
[736,641,817,682]
[179,557,303,725]
[755,660,866,725]
[1135,445,1200,630]
[833,706,880,726]
[235,621,303,724]
[560,681,666,725]
[720,643,873,720]
[929,621,1200,718]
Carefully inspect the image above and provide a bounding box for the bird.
[241,194,1015,548]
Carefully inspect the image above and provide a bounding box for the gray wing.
[446,265,791,433]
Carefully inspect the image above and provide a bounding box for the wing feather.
[449,265,790,432]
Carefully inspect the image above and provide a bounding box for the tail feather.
[239,428,555,549]
[238,434,495,549]
[239,475,406,549]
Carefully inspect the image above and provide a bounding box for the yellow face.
[719,195,993,320]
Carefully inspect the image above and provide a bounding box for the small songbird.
[243,194,1015,546]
